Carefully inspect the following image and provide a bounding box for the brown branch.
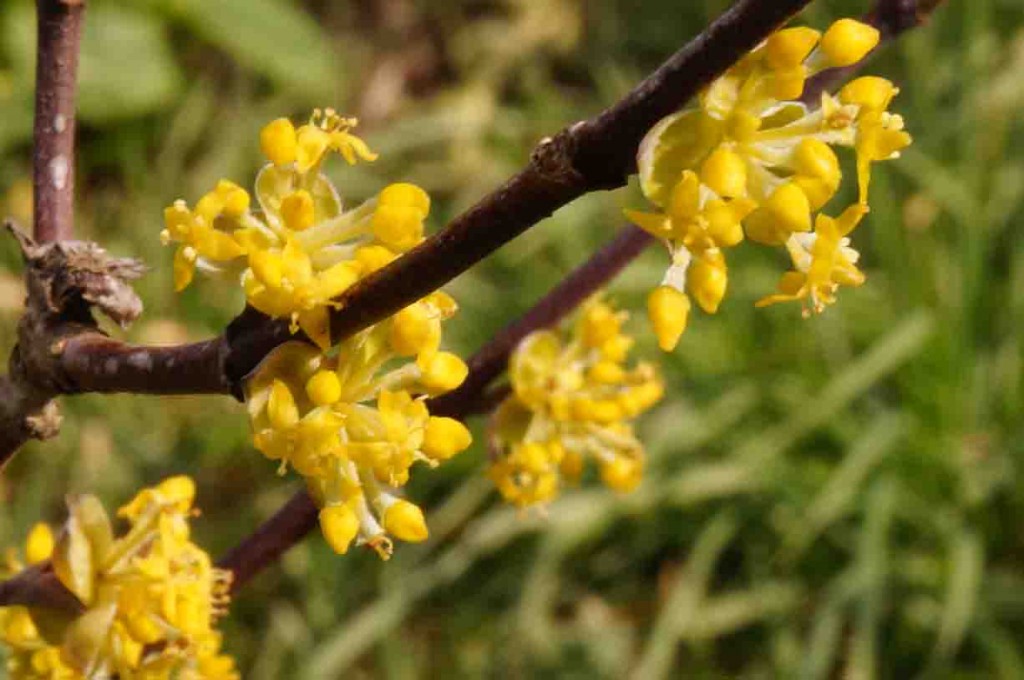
[429,226,652,418]
[0,563,83,613]
[57,336,229,395]
[0,225,146,467]
[217,490,318,592]
[0,0,86,464]
[33,0,85,243]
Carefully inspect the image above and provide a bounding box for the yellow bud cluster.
[0,480,237,679]
[245,301,472,560]
[629,18,910,346]
[161,111,432,350]
[489,299,662,509]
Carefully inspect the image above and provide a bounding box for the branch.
[222,0,815,390]
[33,0,85,243]
[57,336,229,395]
[0,0,86,462]
[217,490,318,592]
[0,563,83,613]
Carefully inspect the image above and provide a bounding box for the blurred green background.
[2,0,1023,676]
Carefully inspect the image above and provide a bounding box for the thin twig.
[33,0,85,243]
[217,490,318,592]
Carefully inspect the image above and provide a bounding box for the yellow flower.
[0,524,78,680]
[162,110,430,349]
[628,18,909,347]
[244,299,471,560]
[489,299,662,509]
[0,481,236,679]
[756,204,868,314]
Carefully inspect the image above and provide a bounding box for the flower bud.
[820,19,880,67]
[383,500,428,543]
[260,118,298,166]
[647,286,691,351]
[320,504,359,554]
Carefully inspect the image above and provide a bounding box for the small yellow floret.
[389,305,440,357]
[647,285,691,351]
[422,417,473,461]
[155,475,197,509]
[765,27,821,69]
[383,500,428,543]
[379,183,430,214]
[600,457,643,493]
[319,505,359,554]
[701,147,747,198]
[355,245,397,272]
[260,118,298,166]
[25,523,54,565]
[268,380,300,430]
[418,351,468,393]
[820,19,880,67]
[687,253,728,314]
[839,76,898,111]
[306,370,342,406]
[281,190,315,231]
[766,182,812,233]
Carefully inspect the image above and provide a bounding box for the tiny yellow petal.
[261,118,298,166]
[389,304,440,357]
[306,370,342,407]
[268,379,300,430]
[383,500,428,543]
[319,504,359,554]
[600,457,643,493]
[422,417,473,461]
[687,254,728,315]
[700,147,747,198]
[764,26,821,69]
[25,523,54,564]
[820,19,880,67]
[647,286,691,352]
[281,190,316,232]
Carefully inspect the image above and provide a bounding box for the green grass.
[2,0,1023,676]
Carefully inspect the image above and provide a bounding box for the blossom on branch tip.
[756,204,867,315]
[244,302,472,560]
[161,110,429,348]
[627,18,910,348]
[0,479,237,679]
[489,299,662,509]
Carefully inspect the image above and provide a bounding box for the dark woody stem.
[33,0,85,243]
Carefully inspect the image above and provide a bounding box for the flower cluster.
[626,18,912,350]
[489,300,663,509]
[161,109,430,348]
[0,524,75,679]
[0,477,236,679]
[245,299,472,559]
